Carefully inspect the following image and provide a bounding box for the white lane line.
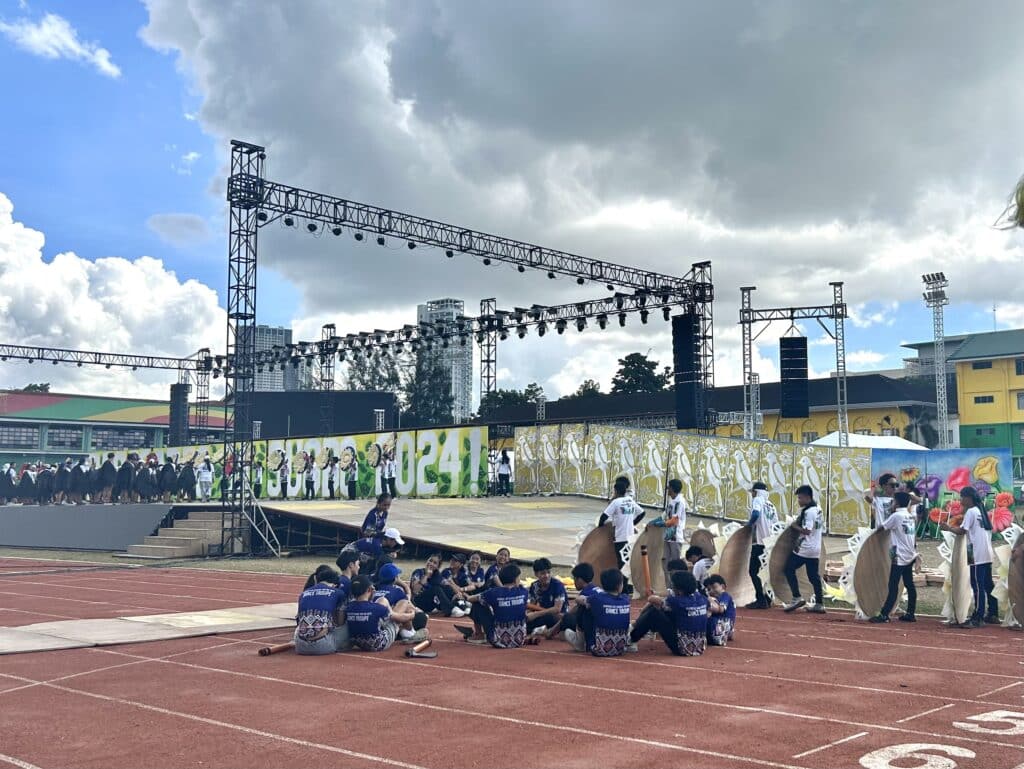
[791,731,868,759]
[894,704,955,724]
[977,681,1024,699]
[0,752,43,769]
[0,672,427,769]
[91,645,1024,753]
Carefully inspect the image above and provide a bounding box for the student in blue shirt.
[373,563,428,643]
[346,575,416,652]
[464,552,487,595]
[463,564,531,648]
[294,565,347,655]
[340,527,404,579]
[484,547,512,588]
[629,570,709,656]
[410,553,453,616]
[526,557,567,634]
[361,494,392,537]
[703,574,736,646]
[553,562,597,647]
[575,568,632,657]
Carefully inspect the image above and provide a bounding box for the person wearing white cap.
[340,526,405,580]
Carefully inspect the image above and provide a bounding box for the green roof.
[947,328,1024,361]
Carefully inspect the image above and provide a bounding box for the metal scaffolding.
[922,273,951,449]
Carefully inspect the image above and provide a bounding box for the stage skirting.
[0,504,172,551]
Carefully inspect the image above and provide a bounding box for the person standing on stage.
[344,449,359,500]
[98,453,117,503]
[274,451,289,500]
[324,455,338,500]
[382,451,397,498]
[303,455,316,501]
[782,485,826,614]
[496,450,512,496]
[744,481,778,609]
[252,460,264,500]
[197,456,215,502]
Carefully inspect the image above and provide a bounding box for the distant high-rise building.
[249,325,312,392]
[417,299,473,422]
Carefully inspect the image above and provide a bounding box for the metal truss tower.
[922,273,951,449]
[318,323,336,437]
[479,298,498,405]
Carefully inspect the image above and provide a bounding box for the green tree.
[563,379,602,400]
[610,353,670,394]
[344,353,403,399]
[523,382,545,403]
[477,389,532,420]
[20,383,50,393]
[401,354,454,427]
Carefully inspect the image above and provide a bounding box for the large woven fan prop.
[995,175,1024,229]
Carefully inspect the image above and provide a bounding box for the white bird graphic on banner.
[835,457,865,508]
[765,451,790,515]
[732,449,753,491]
[566,433,584,488]
[673,443,695,500]
[540,432,558,490]
[702,445,724,510]
[642,438,665,485]
[618,437,636,480]
[592,434,609,492]
[797,454,823,497]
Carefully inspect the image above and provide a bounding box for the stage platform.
[261,496,607,565]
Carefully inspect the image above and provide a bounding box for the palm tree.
[902,406,939,448]
[996,175,1024,229]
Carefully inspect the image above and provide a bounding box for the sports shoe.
[626,643,639,653]
[898,614,916,623]
[869,615,889,623]
[449,607,467,618]
[466,637,488,645]
[530,626,547,637]
[962,618,981,629]
[564,629,585,652]
[985,613,1000,624]
[744,599,770,610]
[806,604,826,614]
[398,628,415,639]
[783,598,805,613]
[453,624,475,639]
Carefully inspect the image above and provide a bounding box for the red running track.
[0,561,1022,769]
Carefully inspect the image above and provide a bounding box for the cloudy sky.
[2,0,1023,403]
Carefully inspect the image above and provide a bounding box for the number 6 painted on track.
[859,744,975,769]
[953,710,1024,736]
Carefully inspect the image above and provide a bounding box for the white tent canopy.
[810,431,927,451]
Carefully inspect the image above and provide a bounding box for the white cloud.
[0,12,120,78]
[0,192,224,398]
[846,349,888,368]
[174,150,201,175]
[146,213,211,246]
[184,111,197,121]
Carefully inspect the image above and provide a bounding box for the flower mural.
[992,507,1014,532]
[946,467,971,493]
[972,456,1000,485]
[900,466,921,484]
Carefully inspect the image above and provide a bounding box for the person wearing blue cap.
[374,562,428,643]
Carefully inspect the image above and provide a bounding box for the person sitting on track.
[410,553,455,616]
[485,547,512,587]
[345,575,416,652]
[572,568,633,656]
[294,565,347,656]
[628,571,709,656]
[440,553,473,616]
[704,574,736,646]
[462,563,533,648]
[373,563,428,643]
[361,493,392,538]
[464,552,487,595]
[686,546,714,588]
[551,562,598,646]
[340,526,404,580]
[526,557,567,636]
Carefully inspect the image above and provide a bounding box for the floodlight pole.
[922,273,951,449]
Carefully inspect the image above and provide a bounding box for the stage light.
[306,222,317,233]
[547,271,555,279]
[131,365,137,371]
[407,242,416,250]
[104,363,111,369]
[284,216,295,227]
[499,329,509,341]
[332,226,342,236]
[354,232,364,241]
[638,292,647,308]
[597,314,608,330]
[662,306,671,321]
[212,370,220,379]
[615,293,625,310]
[576,277,585,285]
[517,265,525,273]
[537,321,547,337]
[441,337,449,348]
[517,325,527,339]
[376,236,385,246]
[446,249,454,258]
[483,258,492,266]
[476,331,485,344]
[459,335,468,347]
[607,284,614,291]
[575,317,586,332]
[257,212,268,222]
[76,362,82,367]
[0,356,5,361]
[291,358,300,367]
[556,319,567,335]
[618,313,626,327]
[640,309,649,324]
[338,351,346,362]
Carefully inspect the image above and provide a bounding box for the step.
[113,552,169,560]
[157,528,221,543]
[186,511,227,522]
[127,543,201,559]
[144,535,203,548]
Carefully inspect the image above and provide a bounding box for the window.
[90,428,149,450]
[972,361,992,370]
[1017,359,1024,376]
[801,432,819,444]
[854,429,872,436]
[881,428,896,436]
[776,432,793,443]
[975,427,996,436]
[1018,392,1024,411]
[974,395,995,404]
[0,422,40,449]
[46,427,82,450]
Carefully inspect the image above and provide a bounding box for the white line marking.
[57,574,297,598]
[0,673,427,769]
[91,645,1024,753]
[978,682,1024,699]
[0,752,43,769]
[0,579,269,607]
[895,704,955,724]
[791,731,868,759]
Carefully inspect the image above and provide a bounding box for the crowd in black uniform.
[0,453,210,505]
